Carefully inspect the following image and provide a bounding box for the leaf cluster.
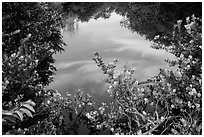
[92,15,202,135]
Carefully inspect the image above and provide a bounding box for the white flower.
[99,107,105,114]
[195,103,200,109]
[85,113,92,119]
[186,17,190,23]
[154,35,160,40]
[107,89,111,93]
[87,102,93,106]
[11,53,16,57]
[93,111,97,115]
[134,81,139,85]
[19,56,24,59]
[113,75,118,80]
[144,98,148,103]
[102,102,106,106]
[177,20,182,24]
[113,81,118,87]
[188,101,191,107]
[197,93,201,97]
[108,62,114,66]
[5,80,9,85]
[142,111,147,115]
[66,93,71,96]
[126,71,131,75]
[180,53,184,58]
[109,85,113,89]
[189,91,193,96]
[167,83,171,87]
[189,22,196,29]
[184,24,191,30]
[96,124,101,129]
[47,100,51,104]
[53,93,58,97]
[192,88,197,94]
[150,102,154,106]
[189,40,194,44]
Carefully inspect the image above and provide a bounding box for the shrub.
[2,2,66,134]
[92,15,202,135]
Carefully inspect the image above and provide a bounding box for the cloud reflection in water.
[47,13,175,104]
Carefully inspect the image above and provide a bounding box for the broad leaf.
[4,115,18,123]
[24,99,36,106]
[19,108,33,118]
[21,104,35,113]
[2,110,12,116]
[14,110,24,121]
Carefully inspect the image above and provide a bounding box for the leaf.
[4,115,18,123]
[171,129,179,135]
[14,110,24,121]
[19,108,33,118]
[5,131,16,135]
[21,104,35,113]
[2,110,12,116]
[24,99,36,106]
[180,118,187,127]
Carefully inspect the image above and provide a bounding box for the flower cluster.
[92,15,202,135]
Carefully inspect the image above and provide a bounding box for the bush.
[2,2,66,134]
[4,89,102,135]
[2,2,201,134]
[92,15,202,135]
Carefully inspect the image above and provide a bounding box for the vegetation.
[92,15,202,134]
[2,2,202,135]
[113,2,201,46]
[2,2,66,134]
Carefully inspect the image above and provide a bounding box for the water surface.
[48,13,175,105]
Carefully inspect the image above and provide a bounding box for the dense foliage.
[2,2,202,135]
[92,15,202,135]
[2,2,67,134]
[2,2,66,106]
[113,2,202,46]
[61,2,201,45]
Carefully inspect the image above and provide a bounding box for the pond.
[47,13,176,106]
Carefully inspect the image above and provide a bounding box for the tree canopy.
[2,2,66,113]
[60,2,202,45]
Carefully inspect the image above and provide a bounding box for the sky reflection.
[47,13,175,104]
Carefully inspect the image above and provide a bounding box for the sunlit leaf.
[19,108,33,118]
[4,115,18,123]
[2,110,12,116]
[21,104,35,113]
[14,110,24,121]
[24,99,36,106]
